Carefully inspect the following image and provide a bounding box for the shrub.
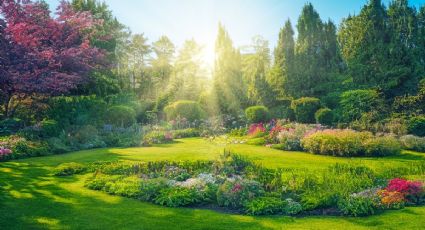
[12,138,50,158]
[217,179,264,209]
[385,178,423,204]
[377,190,406,209]
[269,106,295,121]
[315,108,334,126]
[247,123,266,137]
[0,118,23,136]
[105,176,143,198]
[40,119,60,138]
[171,128,200,139]
[0,147,12,161]
[105,105,136,127]
[139,178,170,201]
[340,89,384,122]
[143,131,173,145]
[154,187,201,207]
[399,135,425,152]
[338,195,379,217]
[48,95,107,128]
[291,97,321,123]
[228,127,247,137]
[46,137,71,154]
[164,100,206,122]
[244,197,287,215]
[276,123,320,151]
[301,129,373,157]
[364,136,401,157]
[246,138,266,146]
[102,124,143,147]
[245,106,270,123]
[54,162,86,176]
[407,116,425,137]
[284,198,303,215]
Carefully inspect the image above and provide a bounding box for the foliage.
[105,105,137,127]
[54,162,86,176]
[247,123,266,137]
[315,108,334,126]
[0,118,23,136]
[39,119,61,138]
[171,128,201,139]
[139,178,170,201]
[291,97,321,123]
[363,136,401,157]
[385,178,423,204]
[245,106,270,123]
[164,100,206,122]
[216,179,265,209]
[244,197,286,215]
[338,193,379,217]
[399,135,425,152]
[143,131,173,145]
[407,116,425,137]
[154,187,202,207]
[340,89,385,122]
[275,123,320,151]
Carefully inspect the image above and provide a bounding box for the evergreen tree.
[213,24,248,115]
[151,36,175,97]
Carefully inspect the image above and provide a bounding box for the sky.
[45,0,425,65]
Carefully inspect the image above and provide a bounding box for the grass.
[1,137,424,229]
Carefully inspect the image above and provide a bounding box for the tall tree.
[268,19,294,97]
[151,36,175,96]
[213,24,247,115]
[0,0,106,117]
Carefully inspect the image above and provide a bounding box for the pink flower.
[386,178,423,196]
[231,183,243,193]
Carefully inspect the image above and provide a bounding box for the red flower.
[386,178,423,196]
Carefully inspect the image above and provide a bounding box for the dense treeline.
[1,0,425,134]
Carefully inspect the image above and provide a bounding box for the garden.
[1,0,425,229]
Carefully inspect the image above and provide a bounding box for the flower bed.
[54,152,425,216]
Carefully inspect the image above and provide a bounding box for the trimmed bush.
[291,97,321,123]
[301,129,371,157]
[245,106,270,123]
[407,116,425,137]
[364,136,401,157]
[315,108,334,126]
[106,105,136,127]
[164,100,206,122]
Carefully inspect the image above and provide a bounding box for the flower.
[248,123,266,137]
[386,178,423,196]
[231,183,243,193]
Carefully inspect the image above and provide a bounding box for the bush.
[0,118,23,136]
[139,178,170,201]
[364,136,401,157]
[245,106,270,123]
[171,128,200,139]
[12,138,50,158]
[40,119,60,138]
[102,124,143,147]
[338,195,379,217]
[291,97,321,123]
[244,197,286,215]
[143,131,173,145]
[340,89,384,122]
[276,123,320,151]
[54,162,86,176]
[399,135,425,152]
[315,108,334,126]
[301,129,372,157]
[105,105,136,127]
[407,116,425,137]
[269,106,295,121]
[154,187,202,207]
[46,137,71,154]
[48,95,107,128]
[217,179,264,209]
[164,100,206,122]
[105,176,143,198]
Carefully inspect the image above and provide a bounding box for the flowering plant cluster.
[381,178,424,204]
[0,147,12,160]
[248,123,266,137]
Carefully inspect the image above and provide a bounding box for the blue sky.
[45,0,425,52]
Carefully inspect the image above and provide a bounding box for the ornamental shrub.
[338,195,379,217]
[340,89,384,122]
[216,179,264,209]
[399,135,425,152]
[291,97,321,123]
[40,119,60,138]
[407,116,425,137]
[105,105,136,127]
[0,118,23,136]
[363,136,401,157]
[164,100,206,122]
[315,108,334,126]
[143,131,173,145]
[54,162,86,176]
[244,197,286,215]
[154,187,202,207]
[245,106,270,123]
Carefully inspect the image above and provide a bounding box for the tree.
[151,36,175,96]
[242,36,275,107]
[268,19,294,97]
[0,0,106,117]
[213,24,248,115]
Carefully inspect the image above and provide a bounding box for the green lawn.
[1,138,424,229]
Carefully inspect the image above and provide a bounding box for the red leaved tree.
[0,0,106,117]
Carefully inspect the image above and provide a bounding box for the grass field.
[1,138,424,229]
